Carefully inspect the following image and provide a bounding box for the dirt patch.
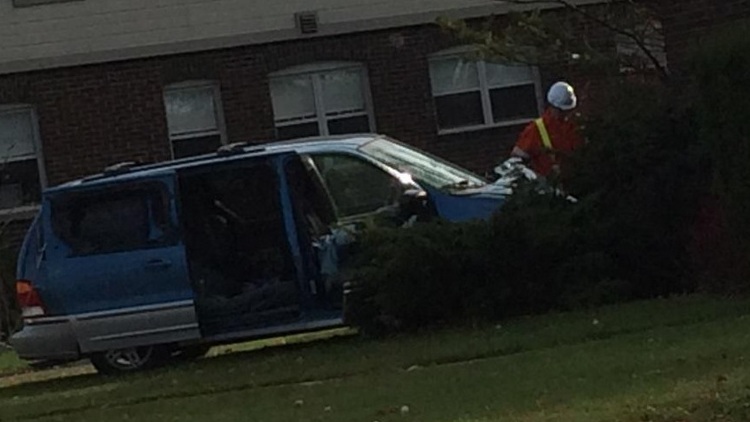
[0,362,94,388]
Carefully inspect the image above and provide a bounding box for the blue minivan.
[10,134,508,374]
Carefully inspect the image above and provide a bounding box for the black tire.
[90,345,168,375]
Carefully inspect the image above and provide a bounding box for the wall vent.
[295,11,319,35]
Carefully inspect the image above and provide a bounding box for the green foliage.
[567,81,706,296]
[437,11,582,67]
[344,221,494,333]
[4,296,750,422]
[691,20,750,290]
[0,348,27,375]
[345,193,601,332]
[0,229,18,342]
[437,1,668,79]
[345,79,705,333]
[483,183,617,315]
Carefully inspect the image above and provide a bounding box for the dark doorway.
[178,161,300,336]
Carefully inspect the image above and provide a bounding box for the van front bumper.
[10,318,80,361]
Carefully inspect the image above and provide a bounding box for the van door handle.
[145,259,172,270]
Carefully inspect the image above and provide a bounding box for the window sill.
[0,204,41,223]
[437,118,534,136]
[13,0,82,7]
[169,130,222,141]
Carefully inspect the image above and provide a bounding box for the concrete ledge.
[0,0,605,75]
[12,0,82,8]
[0,205,40,224]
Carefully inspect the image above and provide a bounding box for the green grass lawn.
[2,295,750,421]
[0,348,27,375]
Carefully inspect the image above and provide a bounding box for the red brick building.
[0,0,598,239]
[0,0,746,247]
[658,0,750,78]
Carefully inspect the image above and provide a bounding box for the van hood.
[423,183,509,222]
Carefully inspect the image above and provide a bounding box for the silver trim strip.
[90,323,200,342]
[204,318,344,344]
[74,300,195,321]
[0,204,41,223]
[26,316,71,325]
[74,300,201,353]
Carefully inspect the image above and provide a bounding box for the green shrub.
[345,78,707,334]
[344,187,631,333]
[691,20,750,290]
[566,80,706,297]
[344,220,494,332]
[0,243,18,341]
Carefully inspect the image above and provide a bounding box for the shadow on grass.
[5,295,750,421]
[0,331,363,397]
[5,296,750,398]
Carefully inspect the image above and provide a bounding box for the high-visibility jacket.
[514,108,583,177]
[535,118,554,152]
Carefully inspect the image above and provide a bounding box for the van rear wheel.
[90,346,167,375]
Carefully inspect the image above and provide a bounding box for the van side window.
[52,184,173,256]
[311,154,402,218]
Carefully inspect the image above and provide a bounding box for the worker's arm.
[510,146,531,160]
[511,121,539,162]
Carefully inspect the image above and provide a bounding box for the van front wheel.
[90,346,167,375]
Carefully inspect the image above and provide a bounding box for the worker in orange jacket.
[511,81,583,179]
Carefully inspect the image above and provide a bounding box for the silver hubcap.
[104,347,154,370]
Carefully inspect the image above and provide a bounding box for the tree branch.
[500,0,670,81]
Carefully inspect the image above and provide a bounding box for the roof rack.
[74,142,272,186]
[217,142,265,156]
[103,161,139,176]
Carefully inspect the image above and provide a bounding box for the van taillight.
[16,280,46,318]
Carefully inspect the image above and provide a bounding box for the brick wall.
[0,19,610,188]
[0,2,744,252]
[657,0,750,78]
[1,219,31,258]
[0,5,621,256]
[0,63,173,186]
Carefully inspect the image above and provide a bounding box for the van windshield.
[358,138,486,190]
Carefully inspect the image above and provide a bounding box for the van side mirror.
[398,188,433,221]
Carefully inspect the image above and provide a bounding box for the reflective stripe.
[534,118,553,151]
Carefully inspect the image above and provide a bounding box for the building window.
[0,106,45,211]
[164,82,226,159]
[428,50,542,133]
[269,63,375,140]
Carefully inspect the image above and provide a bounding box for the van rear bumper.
[10,319,80,361]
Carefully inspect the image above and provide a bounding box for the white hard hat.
[547,81,577,111]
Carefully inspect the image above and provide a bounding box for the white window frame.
[429,48,544,135]
[163,81,227,159]
[0,104,47,219]
[269,62,376,137]
[13,0,81,7]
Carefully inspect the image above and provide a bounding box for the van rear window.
[51,184,173,256]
